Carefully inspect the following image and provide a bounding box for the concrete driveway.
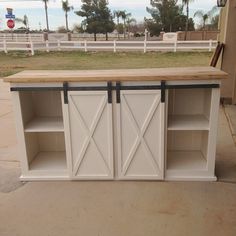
[0,79,23,193]
[0,78,236,236]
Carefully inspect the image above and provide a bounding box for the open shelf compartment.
[168,88,212,131]
[19,91,64,132]
[166,130,208,173]
[25,132,68,173]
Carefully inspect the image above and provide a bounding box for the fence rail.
[0,40,217,55]
[0,33,44,42]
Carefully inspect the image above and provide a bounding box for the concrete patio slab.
[0,181,236,236]
[216,106,236,182]
[224,105,236,143]
[0,80,17,163]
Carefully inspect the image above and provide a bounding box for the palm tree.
[126,17,136,38]
[114,10,122,39]
[120,11,131,39]
[194,6,218,30]
[182,0,194,40]
[42,0,49,31]
[62,0,74,32]
[15,15,29,30]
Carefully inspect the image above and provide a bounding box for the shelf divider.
[24,117,64,133]
[168,114,209,131]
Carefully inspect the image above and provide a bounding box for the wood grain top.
[4,67,227,83]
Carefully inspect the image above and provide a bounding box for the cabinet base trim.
[165,175,217,181]
[20,175,70,181]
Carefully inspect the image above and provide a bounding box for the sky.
[0,0,217,31]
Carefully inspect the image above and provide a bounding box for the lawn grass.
[0,51,213,77]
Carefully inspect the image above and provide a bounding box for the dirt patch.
[0,163,25,193]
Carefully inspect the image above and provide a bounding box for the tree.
[15,15,29,30]
[182,0,194,40]
[62,0,74,32]
[131,22,146,35]
[73,24,83,33]
[98,0,115,40]
[42,0,49,32]
[114,10,123,38]
[146,0,192,36]
[194,6,218,30]
[57,26,67,33]
[116,23,124,34]
[75,0,115,41]
[210,14,219,30]
[126,17,136,38]
[120,10,131,38]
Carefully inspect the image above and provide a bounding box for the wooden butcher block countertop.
[4,67,227,83]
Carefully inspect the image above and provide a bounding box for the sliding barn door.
[68,91,113,179]
[117,90,164,180]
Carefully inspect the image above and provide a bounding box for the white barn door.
[117,90,164,180]
[68,91,113,179]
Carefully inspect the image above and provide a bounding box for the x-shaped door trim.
[121,92,161,176]
[70,94,112,176]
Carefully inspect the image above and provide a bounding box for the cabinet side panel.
[207,88,220,174]
[203,89,212,120]
[20,92,35,126]
[61,92,73,178]
[25,133,39,163]
[11,92,29,174]
[201,132,209,160]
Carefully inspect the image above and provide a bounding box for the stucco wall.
[177,31,219,41]
[220,0,236,103]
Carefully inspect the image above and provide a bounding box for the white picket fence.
[0,40,217,56]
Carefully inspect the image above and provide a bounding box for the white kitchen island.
[4,67,227,181]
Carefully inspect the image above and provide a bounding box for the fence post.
[29,34,32,42]
[30,41,34,56]
[174,41,177,52]
[3,40,7,54]
[46,40,49,52]
[57,40,61,51]
[144,40,147,53]
[113,40,116,53]
[84,40,87,52]
[209,39,213,52]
